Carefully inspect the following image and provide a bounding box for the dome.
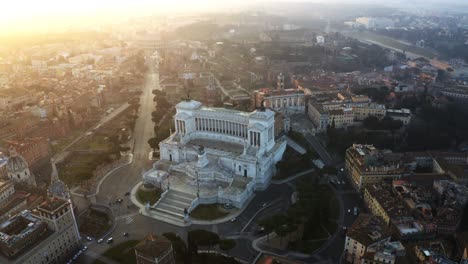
[6,147,28,173]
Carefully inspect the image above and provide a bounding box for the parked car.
[97,238,104,243]
[86,236,92,241]
[83,245,88,251]
[123,232,129,237]
[107,237,113,244]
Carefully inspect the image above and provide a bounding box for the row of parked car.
[66,245,88,264]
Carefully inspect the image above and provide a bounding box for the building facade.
[253,88,305,114]
[0,180,14,208]
[143,100,287,223]
[0,197,81,264]
[344,214,392,264]
[345,145,409,190]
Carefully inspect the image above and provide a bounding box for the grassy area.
[190,204,230,220]
[288,240,325,253]
[193,253,240,264]
[136,187,162,205]
[324,221,338,235]
[72,134,113,150]
[286,183,340,254]
[50,129,85,154]
[58,152,113,186]
[328,196,340,221]
[79,208,112,238]
[96,240,139,264]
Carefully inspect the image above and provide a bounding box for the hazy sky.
[1,0,252,33]
[0,0,464,35]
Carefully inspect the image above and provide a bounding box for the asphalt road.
[75,62,160,263]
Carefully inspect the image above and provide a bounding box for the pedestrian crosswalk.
[124,216,133,224]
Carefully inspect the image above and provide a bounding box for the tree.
[218,239,236,254]
[163,232,190,264]
[275,224,289,248]
[188,229,220,253]
[119,146,131,152]
[258,217,275,243]
[147,137,159,157]
[436,69,447,82]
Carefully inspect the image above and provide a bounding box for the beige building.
[362,185,410,226]
[353,103,386,121]
[344,214,392,264]
[253,88,306,114]
[307,92,385,131]
[345,144,411,190]
[0,180,14,208]
[0,197,81,264]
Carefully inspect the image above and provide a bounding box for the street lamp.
[196,171,200,198]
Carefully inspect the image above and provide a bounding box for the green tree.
[188,229,220,253]
[258,217,275,243]
[163,232,190,264]
[218,239,236,254]
[148,137,159,152]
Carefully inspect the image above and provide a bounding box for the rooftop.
[346,213,391,247]
[257,88,305,96]
[0,210,48,250]
[187,138,244,155]
[37,197,68,213]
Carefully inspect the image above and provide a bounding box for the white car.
[97,238,104,243]
[83,245,88,251]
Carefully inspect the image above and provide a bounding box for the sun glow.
[0,0,234,34]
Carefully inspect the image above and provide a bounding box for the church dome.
[6,147,28,172]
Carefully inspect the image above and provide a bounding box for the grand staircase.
[150,189,197,226]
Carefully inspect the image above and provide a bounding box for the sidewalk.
[271,168,315,185]
[285,136,307,154]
